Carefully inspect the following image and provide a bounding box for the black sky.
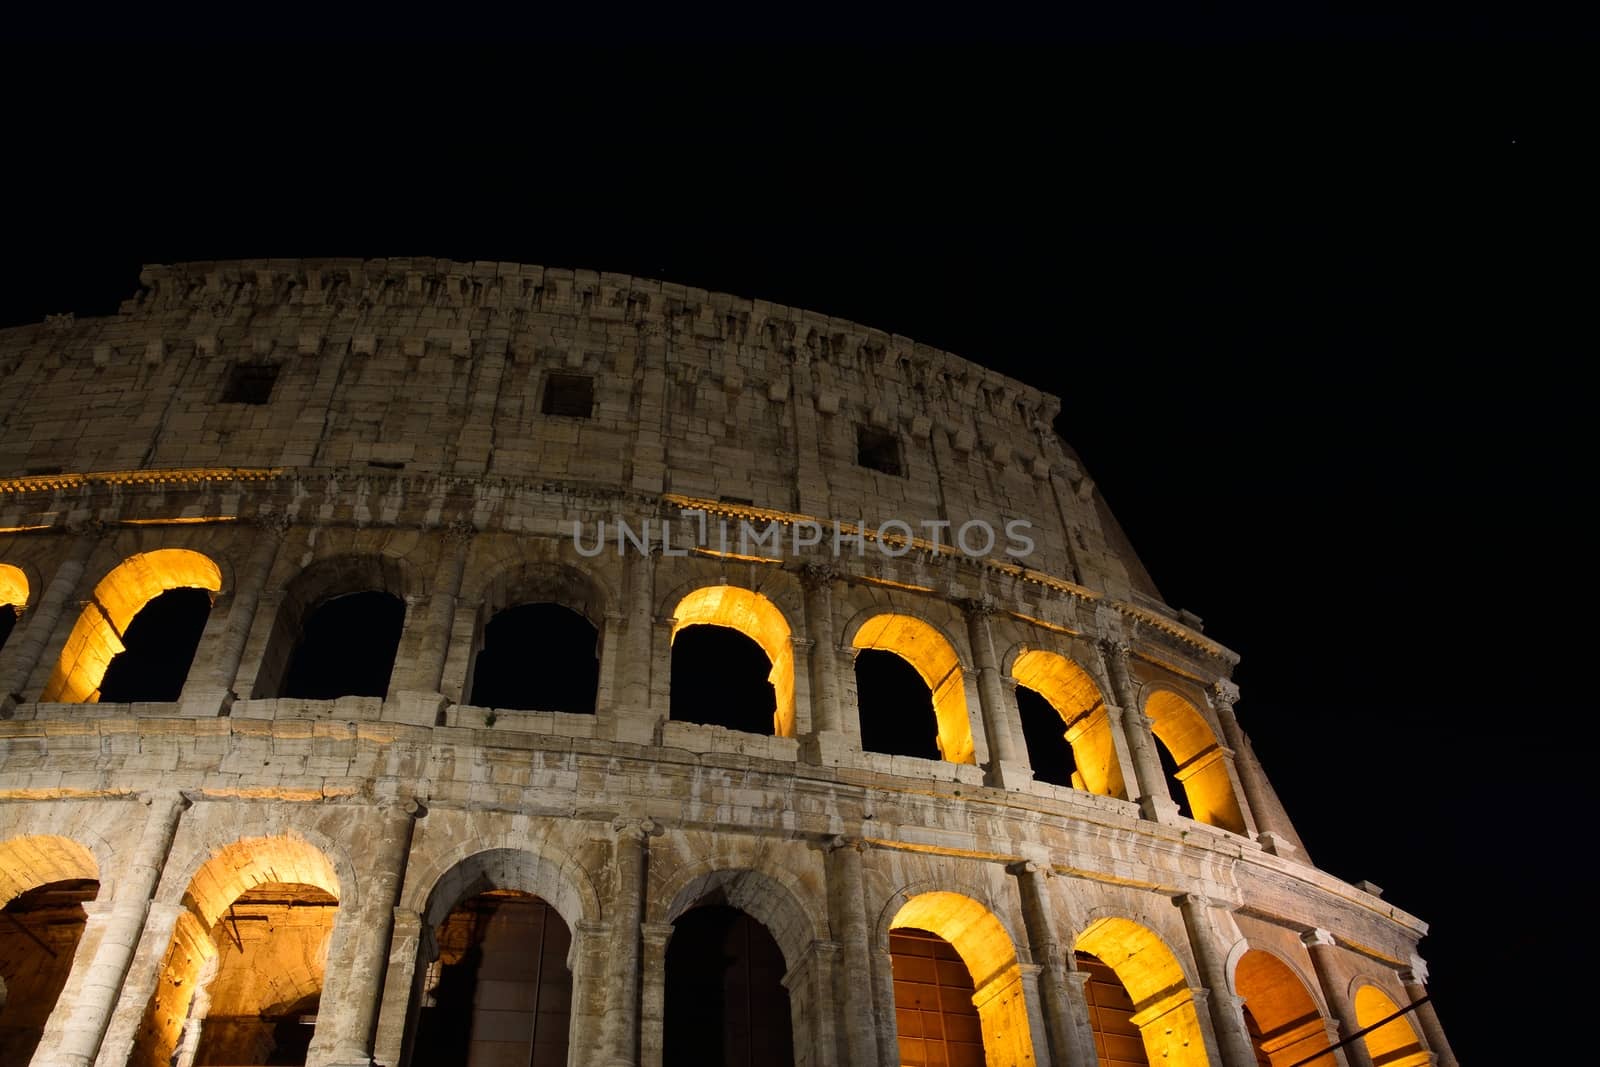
[3,34,1591,1061]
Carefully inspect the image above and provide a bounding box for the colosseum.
[0,259,1456,1067]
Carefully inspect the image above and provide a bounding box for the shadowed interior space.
[1015,684,1078,787]
[281,591,405,700]
[663,905,793,1067]
[0,877,98,1066]
[855,649,941,760]
[670,625,777,733]
[97,587,213,703]
[469,603,599,713]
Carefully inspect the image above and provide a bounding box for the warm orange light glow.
[1011,649,1124,797]
[1353,984,1428,1066]
[1234,950,1331,1066]
[852,614,976,764]
[0,563,27,609]
[1144,690,1246,833]
[0,834,97,905]
[1076,916,1211,1066]
[0,467,283,496]
[116,516,238,526]
[42,549,222,703]
[672,586,796,736]
[890,892,1037,1066]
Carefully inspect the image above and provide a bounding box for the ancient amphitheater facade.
[0,260,1455,1067]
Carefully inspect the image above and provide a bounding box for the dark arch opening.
[469,603,599,713]
[890,927,983,1067]
[0,604,16,655]
[855,648,940,760]
[1153,737,1194,820]
[1015,684,1079,788]
[98,587,213,703]
[0,878,98,1066]
[281,591,405,700]
[664,905,793,1067]
[670,625,776,733]
[411,891,571,1067]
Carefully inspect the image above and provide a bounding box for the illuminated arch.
[0,563,28,609]
[672,585,796,737]
[0,834,98,905]
[253,553,411,699]
[1233,949,1332,1065]
[1011,648,1124,797]
[1075,916,1212,1066]
[41,549,222,703]
[851,613,975,764]
[1144,689,1246,832]
[1354,983,1428,1066]
[889,890,1038,1066]
[134,835,343,1067]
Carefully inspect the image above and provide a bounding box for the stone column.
[602,817,656,1067]
[1208,680,1287,851]
[638,921,675,1067]
[43,790,187,1067]
[370,907,426,1067]
[388,523,472,724]
[322,799,420,1067]
[1098,639,1179,823]
[821,836,878,1066]
[179,514,289,716]
[800,563,853,765]
[0,523,100,712]
[1303,929,1375,1067]
[1009,861,1095,1065]
[610,547,657,745]
[782,940,841,1067]
[1175,893,1256,1067]
[1401,958,1457,1067]
[963,600,1031,790]
[80,901,191,1067]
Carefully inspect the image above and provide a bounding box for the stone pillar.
[171,954,220,1067]
[81,900,190,1067]
[179,514,289,716]
[1060,971,1101,1067]
[963,600,1032,790]
[610,547,657,745]
[637,921,674,1067]
[0,523,100,712]
[388,523,472,724]
[867,939,899,1067]
[1009,861,1095,1065]
[370,907,425,1067]
[1401,958,1458,1067]
[602,817,656,1067]
[568,920,612,1067]
[321,799,420,1067]
[42,790,187,1067]
[1098,639,1179,823]
[782,940,841,1067]
[821,836,878,1066]
[1303,929,1375,1067]
[1175,893,1256,1067]
[1209,684,1299,857]
[799,564,854,765]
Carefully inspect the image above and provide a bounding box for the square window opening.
[857,425,904,477]
[222,362,280,405]
[543,373,594,418]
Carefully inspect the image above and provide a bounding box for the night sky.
[3,32,1589,1061]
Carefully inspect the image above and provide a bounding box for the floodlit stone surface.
[0,260,1454,1066]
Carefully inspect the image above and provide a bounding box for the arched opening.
[1075,916,1211,1066]
[670,586,795,736]
[1354,984,1428,1067]
[98,588,214,703]
[664,905,793,1067]
[42,549,222,703]
[1011,649,1124,797]
[1076,951,1150,1067]
[1233,950,1332,1066]
[889,891,1036,1067]
[411,891,572,1067]
[0,834,99,1066]
[856,650,940,759]
[1144,690,1246,833]
[852,614,975,764]
[131,836,341,1067]
[469,603,599,713]
[0,563,25,656]
[280,591,405,700]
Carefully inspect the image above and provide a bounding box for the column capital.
[1212,678,1240,709]
[611,815,660,841]
[377,795,423,820]
[65,517,109,539]
[250,510,295,537]
[818,833,866,855]
[441,517,478,545]
[1175,891,1215,911]
[1006,859,1045,877]
[1302,927,1337,948]
[1401,953,1430,985]
[138,788,191,812]
[1096,637,1131,661]
[957,596,998,620]
[797,561,841,590]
